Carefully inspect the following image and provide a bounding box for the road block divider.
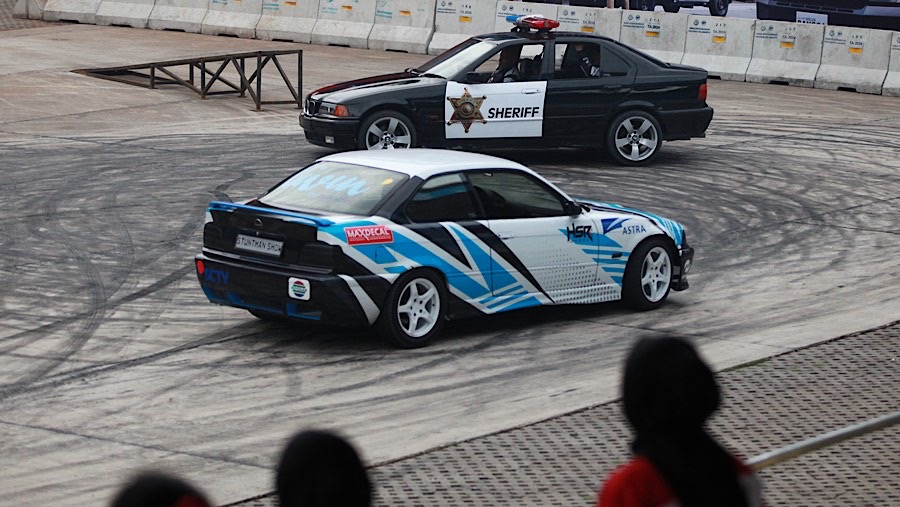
[255,0,318,43]
[147,0,206,33]
[42,0,101,23]
[493,0,557,32]
[884,32,900,97]
[746,20,823,88]
[94,0,154,28]
[814,26,892,95]
[367,0,435,54]
[428,0,495,55]
[681,16,754,81]
[619,11,688,64]
[201,0,262,38]
[558,5,622,41]
[14,0,46,19]
[311,0,376,49]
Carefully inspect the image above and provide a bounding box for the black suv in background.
[526,0,731,16]
[756,0,900,31]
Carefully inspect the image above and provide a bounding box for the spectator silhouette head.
[621,336,748,507]
[276,429,371,507]
[110,470,211,507]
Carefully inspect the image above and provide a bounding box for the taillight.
[196,259,205,275]
[698,83,708,102]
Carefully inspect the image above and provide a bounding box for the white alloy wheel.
[396,277,441,338]
[640,246,672,303]
[613,114,659,163]
[360,112,416,150]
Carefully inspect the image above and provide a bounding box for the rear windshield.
[259,161,408,216]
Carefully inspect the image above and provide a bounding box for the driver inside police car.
[488,46,523,83]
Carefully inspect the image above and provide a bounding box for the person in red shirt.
[597,336,762,507]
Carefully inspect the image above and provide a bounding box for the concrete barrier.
[255,0,318,43]
[367,0,436,54]
[428,0,495,55]
[557,5,622,41]
[311,0,377,49]
[619,11,688,64]
[201,0,262,38]
[814,26,892,95]
[95,0,154,28]
[148,0,207,32]
[883,32,900,97]
[14,0,47,19]
[746,20,824,88]
[42,0,101,23]
[681,16,755,81]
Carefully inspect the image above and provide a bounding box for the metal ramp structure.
[73,49,303,111]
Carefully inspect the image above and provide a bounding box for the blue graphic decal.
[601,217,628,234]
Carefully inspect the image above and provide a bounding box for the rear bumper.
[659,107,714,141]
[756,1,900,31]
[195,253,377,326]
[299,114,360,149]
[672,245,694,292]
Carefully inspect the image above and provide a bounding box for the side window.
[405,173,479,223]
[600,49,631,77]
[468,171,566,219]
[469,43,546,83]
[555,42,605,79]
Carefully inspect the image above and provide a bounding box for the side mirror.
[564,200,582,216]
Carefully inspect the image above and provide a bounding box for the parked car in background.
[756,0,900,30]
[630,0,731,16]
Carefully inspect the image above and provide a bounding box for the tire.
[358,110,417,150]
[663,1,681,12]
[377,270,447,348]
[606,110,662,166]
[622,237,674,311]
[708,0,728,16]
[631,0,656,11]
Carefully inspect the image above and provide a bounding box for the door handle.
[497,232,514,240]
[603,84,623,90]
[521,88,541,94]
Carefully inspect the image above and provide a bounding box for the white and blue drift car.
[195,150,693,348]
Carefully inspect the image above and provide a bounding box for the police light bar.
[506,14,560,31]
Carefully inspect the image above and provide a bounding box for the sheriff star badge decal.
[447,88,487,133]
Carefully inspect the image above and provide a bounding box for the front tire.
[607,110,662,166]
[622,238,674,311]
[708,0,728,16]
[358,111,417,150]
[377,270,446,348]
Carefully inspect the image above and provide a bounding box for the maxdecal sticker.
[288,277,311,300]
[345,225,394,245]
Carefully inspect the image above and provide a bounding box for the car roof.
[318,149,533,179]
[478,30,617,44]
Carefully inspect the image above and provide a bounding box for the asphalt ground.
[0,11,898,507]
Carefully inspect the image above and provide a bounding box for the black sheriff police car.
[301,15,714,166]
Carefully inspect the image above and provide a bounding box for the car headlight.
[320,102,350,117]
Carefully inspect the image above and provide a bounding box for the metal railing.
[747,409,900,471]
[73,49,303,111]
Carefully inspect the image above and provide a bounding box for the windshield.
[416,39,500,80]
[259,161,408,216]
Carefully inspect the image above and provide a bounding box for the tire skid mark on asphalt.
[0,418,271,470]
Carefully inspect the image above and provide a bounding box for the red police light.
[508,15,560,31]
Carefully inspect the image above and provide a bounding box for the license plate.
[235,234,283,257]
[796,11,827,25]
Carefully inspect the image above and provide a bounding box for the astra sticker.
[345,225,394,245]
[447,88,487,133]
[622,224,647,234]
[288,277,311,300]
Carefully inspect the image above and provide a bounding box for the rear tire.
[708,0,728,16]
[377,270,446,348]
[663,1,681,12]
[606,110,662,166]
[622,237,674,311]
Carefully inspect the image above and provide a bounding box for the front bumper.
[299,114,360,149]
[672,245,694,292]
[659,106,714,141]
[195,253,375,326]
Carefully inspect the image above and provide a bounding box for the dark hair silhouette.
[623,336,748,507]
[110,470,211,507]
[276,429,371,507]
